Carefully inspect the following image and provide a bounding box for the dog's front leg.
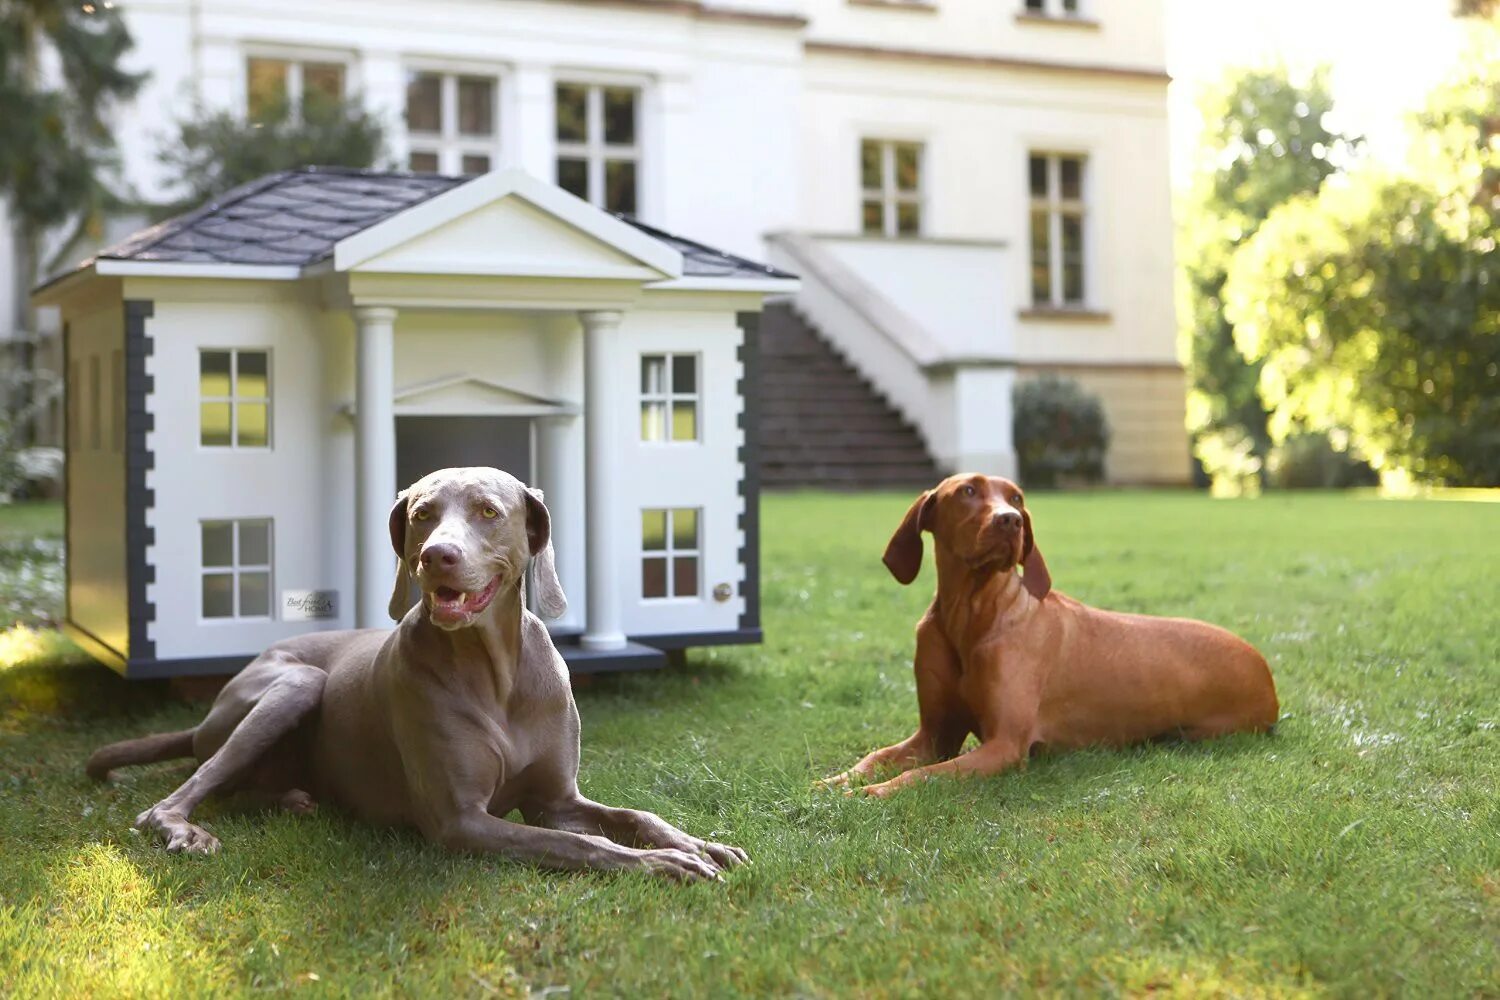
[532,796,748,871]
[858,739,1027,798]
[816,728,946,789]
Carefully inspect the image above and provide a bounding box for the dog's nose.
[420,542,461,569]
[993,510,1022,530]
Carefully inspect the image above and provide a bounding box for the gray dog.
[87,467,746,881]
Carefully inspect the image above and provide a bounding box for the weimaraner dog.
[87,467,746,881]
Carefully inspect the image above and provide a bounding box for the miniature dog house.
[33,167,797,676]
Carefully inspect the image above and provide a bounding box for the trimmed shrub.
[1013,375,1110,488]
[1266,431,1379,489]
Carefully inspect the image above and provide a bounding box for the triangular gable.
[333,169,681,281]
[392,374,579,416]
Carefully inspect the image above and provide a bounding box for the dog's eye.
[480,506,498,519]
[412,508,431,522]
[1011,494,1023,506]
[962,485,976,498]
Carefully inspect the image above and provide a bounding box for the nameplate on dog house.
[282,590,338,621]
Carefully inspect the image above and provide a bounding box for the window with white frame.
[640,353,698,443]
[1023,0,1085,18]
[1028,153,1088,307]
[641,508,699,600]
[555,82,640,215]
[201,519,273,619]
[200,349,271,449]
[860,139,923,237]
[405,70,500,175]
[246,56,346,122]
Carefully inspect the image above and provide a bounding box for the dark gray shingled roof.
[94,166,794,280]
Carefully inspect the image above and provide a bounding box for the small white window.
[1023,0,1085,18]
[555,82,640,215]
[246,56,346,121]
[201,519,273,620]
[405,71,500,175]
[861,139,923,237]
[1028,153,1088,307]
[640,354,699,443]
[641,508,700,600]
[200,349,270,449]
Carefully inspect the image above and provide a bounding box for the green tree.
[1224,29,1500,486]
[1179,67,1360,491]
[159,95,387,207]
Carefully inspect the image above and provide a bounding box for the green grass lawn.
[1,491,1496,997]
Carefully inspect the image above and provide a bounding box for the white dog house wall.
[34,167,798,676]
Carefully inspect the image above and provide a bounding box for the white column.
[354,305,398,628]
[535,414,584,630]
[580,309,626,651]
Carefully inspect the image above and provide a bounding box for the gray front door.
[396,416,533,490]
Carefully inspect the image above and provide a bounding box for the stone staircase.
[758,302,942,488]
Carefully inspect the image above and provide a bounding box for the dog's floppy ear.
[524,487,567,620]
[883,489,935,585]
[1020,508,1051,600]
[387,490,415,621]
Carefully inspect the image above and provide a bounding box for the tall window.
[640,354,698,443]
[1028,153,1087,307]
[861,139,923,237]
[246,57,345,121]
[1023,0,1084,17]
[641,508,699,600]
[405,71,499,175]
[202,519,273,620]
[555,82,640,214]
[200,349,270,449]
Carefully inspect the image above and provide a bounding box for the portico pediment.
[392,374,579,417]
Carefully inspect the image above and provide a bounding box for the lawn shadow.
[0,627,175,734]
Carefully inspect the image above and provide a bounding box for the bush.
[1013,376,1110,487]
[1266,431,1379,489]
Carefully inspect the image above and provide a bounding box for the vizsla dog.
[822,474,1278,797]
[87,467,745,881]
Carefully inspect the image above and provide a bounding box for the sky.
[1164,0,1471,189]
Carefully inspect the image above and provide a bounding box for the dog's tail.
[85,728,197,781]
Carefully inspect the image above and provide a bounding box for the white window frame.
[199,348,272,451]
[861,138,925,238]
[403,65,503,176]
[1028,152,1089,308]
[555,79,642,213]
[200,518,274,622]
[1022,0,1087,18]
[242,47,352,120]
[639,352,700,444]
[640,507,701,602]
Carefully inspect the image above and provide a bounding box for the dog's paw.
[135,805,221,855]
[858,780,900,799]
[813,771,854,792]
[697,840,750,869]
[638,848,723,883]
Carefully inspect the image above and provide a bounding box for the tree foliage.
[158,96,387,207]
[1224,30,1500,486]
[1180,67,1361,490]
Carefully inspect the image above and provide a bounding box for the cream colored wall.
[1019,366,1189,484]
[64,297,129,655]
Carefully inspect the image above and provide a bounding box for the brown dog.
[822,474,1278,797]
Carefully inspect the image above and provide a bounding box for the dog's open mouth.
[427,575,502,626]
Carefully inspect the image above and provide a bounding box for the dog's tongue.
[432,577,499,616]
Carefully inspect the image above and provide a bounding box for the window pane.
[672,556,698,598]
[409,150,439,173]
[200,403,232,447]
[557,157,588,200]
[602,86,636,145]
[405,72,442,133]
[457,76,494,136]
[555,83,587,142]
[239,520,271,566]
[1030,207,1052,303]
[860,140,881,190]
[641,355,666,394]
[202,522,234,568]
[1060,157,1082,200]
[671,402,697,442]
[1061,214,1084,304]
[1062,0,1079,12]
[671,355,696,394]
[1026,0,1045,10]
[642,557,667,599]
[896,202,921,236]
[240,571,270,617]
[236,351,268,398]
[201,350,232,397]
[203,573,235,618]
[672,508,698,550]
[894,143,921,192]
[640,401,666,442]
[604,159,637,215]
[642,509,667,551]
[861,200,884,235]
[302,62,344,109]
[461,154,491,175]
[246,58,288,121]
[1028,155,1048,198]
[236,402,268,447]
